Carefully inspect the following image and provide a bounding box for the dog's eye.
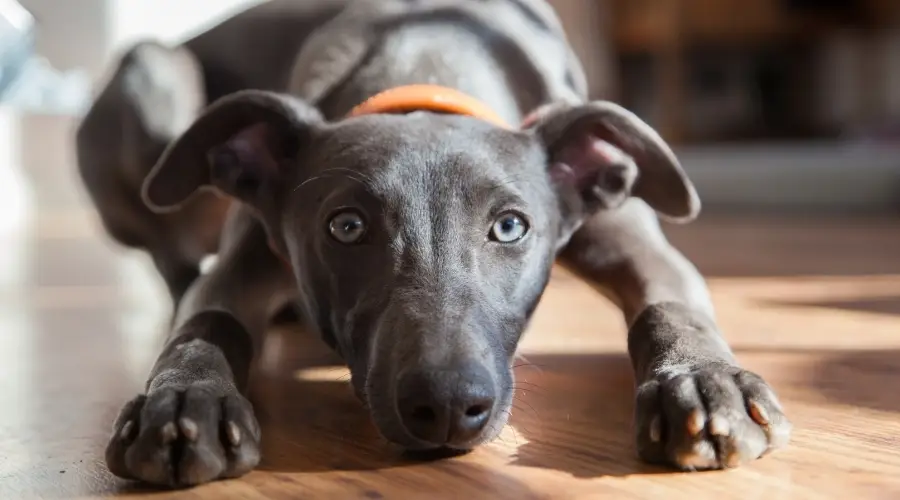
[328,210,367,244]
[490,212,528,243]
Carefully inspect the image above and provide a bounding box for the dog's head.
[142,90,697,452]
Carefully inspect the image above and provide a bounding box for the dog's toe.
[105,387,260,488]
[634,366,791,471]
[106,394,145,480]
[221,394,262,478]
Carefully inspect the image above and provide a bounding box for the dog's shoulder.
[288,0,588,108]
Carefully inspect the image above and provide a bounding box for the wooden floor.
[1,124,900,498]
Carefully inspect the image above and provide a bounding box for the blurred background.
[565,0,900,213]
[2,0,900,219]
[2,0,900,225]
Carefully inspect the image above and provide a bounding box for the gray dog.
[75,0,791,488]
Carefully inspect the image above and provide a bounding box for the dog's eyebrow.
[476,169,543,205]
[292,168,380,199]
[472,180,529,214]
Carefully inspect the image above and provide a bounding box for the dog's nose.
[396,363,496,447]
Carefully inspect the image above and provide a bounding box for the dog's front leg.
[559,200,792,470]
[104,208,295,487]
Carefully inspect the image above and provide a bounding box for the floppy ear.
[525,101,700,224]
[141,89,324,213]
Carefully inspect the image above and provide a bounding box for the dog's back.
[185,0,350,100]
[288,0,588,121]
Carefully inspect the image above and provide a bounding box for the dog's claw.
[686,409,705,437]
[106,390,260,486]
[708,415,730,436]
[724,449,742,468]
[119,420,136,441]
[748,400,769,426]
[160,422,178,444]
[225,421,242,447]
[635,366,791,470]
[179,418,199,442]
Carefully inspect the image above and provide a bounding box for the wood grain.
[1,200,899,499]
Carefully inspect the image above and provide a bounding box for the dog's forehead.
[314,113,543,196]
[322,113,532,160]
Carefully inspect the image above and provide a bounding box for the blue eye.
[490,212,528,243]
[328,210,367,244]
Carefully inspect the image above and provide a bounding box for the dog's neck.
[287,0,587,123]
[313,20,544,124]
[347,84,512,128]
[286,0,589,126]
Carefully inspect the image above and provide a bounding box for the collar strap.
[347,84,511,129]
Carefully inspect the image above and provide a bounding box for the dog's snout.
[396,363,496,448]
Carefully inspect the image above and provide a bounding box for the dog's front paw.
[105,385,260,487]
[634,366,791,470]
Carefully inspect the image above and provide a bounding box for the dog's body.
[76,0,351,300]
[76,0,791,487]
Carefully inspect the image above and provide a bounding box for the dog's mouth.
[381,405,513,454]
[402,446,475,461]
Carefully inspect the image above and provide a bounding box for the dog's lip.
[402,446,472,461]
[369,395,492,453]
[377,405,507,453]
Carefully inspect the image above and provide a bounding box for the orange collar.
[348,84,511,129]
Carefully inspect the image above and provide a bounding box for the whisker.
[509,387,549,399]
[509,423,525,446]
[503,423,520,447]
[321,166,378,186]
[512,363,549,370]
[293,167,374,192]
[487,421,510,446]
[510,404,533,418]
[511,382,534,391]
[504,385,548,399]
[512,397,539,417]
[510,380,544,389]
[512,354,547,375]
[500,408,536,436]
[509,385,543,393]
[304,166,371,182]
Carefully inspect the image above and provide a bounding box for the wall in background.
[20,0,265,79]
[4,0,899,214]
[108,0,265,54]
[815,30,900,132]
[0,0,264,219]
[546,0,617,99]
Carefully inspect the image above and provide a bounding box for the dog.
[75,0,791,488]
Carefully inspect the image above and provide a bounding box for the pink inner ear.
[520,103,561,129]
[550,130,630,186]
[521,109,545,129]
[220,123,279,174]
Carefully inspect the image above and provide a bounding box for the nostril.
[398,397,450,444]
[411,405,437,423]
[395,366,496,447]
[447,396,494,446]
[465,404,488,418]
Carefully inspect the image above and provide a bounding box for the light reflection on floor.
[0,111,171,462]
